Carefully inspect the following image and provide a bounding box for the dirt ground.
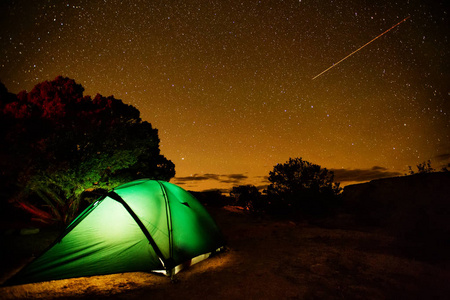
[1,206,449,300]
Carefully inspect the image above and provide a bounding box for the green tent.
[7,179,225,285]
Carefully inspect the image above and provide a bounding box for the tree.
[266,157,341,216]
[408,160,435,175]
[230,185,266,212]
[1,77,175,224]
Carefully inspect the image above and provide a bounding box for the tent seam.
[107,191,168,269]
[157,181,174,272]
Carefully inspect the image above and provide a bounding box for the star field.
[1,0,449,191]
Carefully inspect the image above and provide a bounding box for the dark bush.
[230,185,268,212]
[266,157,342,217]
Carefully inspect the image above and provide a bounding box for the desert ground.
[1,205,449,300]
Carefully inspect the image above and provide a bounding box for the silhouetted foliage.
[0,77,175,224]
[266,157,342,217]
[408,160,435,175]
[441,163,450,172]
[405,160,450,175]
[189,190,232,207]
[230,185,267,212]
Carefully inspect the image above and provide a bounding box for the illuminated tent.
[7,179,224,285]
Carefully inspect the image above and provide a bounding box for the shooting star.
[312,16,410,80]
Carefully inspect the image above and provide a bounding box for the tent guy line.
[312,16,411,80]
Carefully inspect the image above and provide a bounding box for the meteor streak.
[312,16,410,80]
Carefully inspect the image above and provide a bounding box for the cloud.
[175,167,404,189]
[254,175,270,183]
[174,173,220,183]
[434,153,450,162]
[225,174,248,180]
[255,184,269,191]
[174,173,248,185]
[331,166,402,183]
[198,188,230,194]
[370,166,387,171]
[219,173,248,183]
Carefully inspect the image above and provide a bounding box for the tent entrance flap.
[107,191,170,269]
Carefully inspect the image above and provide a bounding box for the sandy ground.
[1,206,449,300]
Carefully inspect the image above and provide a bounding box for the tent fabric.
[7,180,224,285]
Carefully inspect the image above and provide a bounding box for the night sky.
[1,1,449,192]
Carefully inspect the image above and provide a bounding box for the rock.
[342,172,450,237]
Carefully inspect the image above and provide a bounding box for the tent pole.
[157,182,174,265]
[107,191,170,269]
